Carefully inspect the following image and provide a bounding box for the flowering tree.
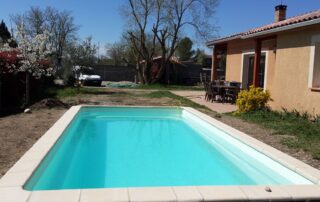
[15,24,54,106]
[0,25,54,109]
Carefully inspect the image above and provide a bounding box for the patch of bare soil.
[30,98,69,110]
[0,108,66,177]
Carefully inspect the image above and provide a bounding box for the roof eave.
[241,18,320,39]
[206,36,241,48]
[206,15,320,48]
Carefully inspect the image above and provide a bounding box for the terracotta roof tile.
[207,9,320,46]
[244,9,320,35]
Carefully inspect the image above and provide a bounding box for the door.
[248,57,254,88]
[247,55,265,89]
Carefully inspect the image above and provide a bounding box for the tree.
[121,0,218,84]
[0,20,17,47]
[176,37,194,61]
[152,0,218,83]
[106,42,127,66]
[122,0,162,84]
[61,36,98,83]
[0,20,11,42]
[193,48,205,64]
[11,7,78,71]
[68,36,98,67]
[15,24,54,106]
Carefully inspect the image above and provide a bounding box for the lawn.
[233,110,320,159]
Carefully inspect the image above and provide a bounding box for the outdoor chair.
[204,82,208,101]
[214,80,225,86]
[224,81,241,103]
[209,84,219,102]
[204,82,213,101]
[230,81,242,88]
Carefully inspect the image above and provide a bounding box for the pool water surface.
[24,107,312,190]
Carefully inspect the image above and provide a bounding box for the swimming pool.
[24,107,312,190]
[1,106,320,201]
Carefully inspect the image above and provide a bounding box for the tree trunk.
[152,57,167,84]
[136,62,145,84]
[143,62,152,84]
[26,72,30,107]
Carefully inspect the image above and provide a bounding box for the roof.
[207,9,320,46]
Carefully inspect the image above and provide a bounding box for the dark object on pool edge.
[265,186,272,192]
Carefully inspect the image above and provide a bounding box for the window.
[309,35,320,89]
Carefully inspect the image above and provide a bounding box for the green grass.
[133,84,204,91]
[44,87,103,99]
[233,109,320,159]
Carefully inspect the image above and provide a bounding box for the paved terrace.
[171,91,237,113]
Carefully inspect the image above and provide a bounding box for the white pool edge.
[0,105,319,202]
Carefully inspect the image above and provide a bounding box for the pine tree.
[0,20,12,42]
[176,37,194,61]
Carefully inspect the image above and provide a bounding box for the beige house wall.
[222,24,320,115]
[225,39,254,82]
[269,24,320,115]
[225,39,276,89]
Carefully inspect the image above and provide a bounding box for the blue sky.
[0,0,319,52]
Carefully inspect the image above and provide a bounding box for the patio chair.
[230,81,242,88]
[214,80,225,86]
[209,83,219,102]
[224,81,241,103]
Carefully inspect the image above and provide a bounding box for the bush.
[236,85,271,113]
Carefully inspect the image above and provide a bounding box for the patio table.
[212,85,240,102]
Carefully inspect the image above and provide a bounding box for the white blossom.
[15,23,55,77]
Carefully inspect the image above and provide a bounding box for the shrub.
[236,85,271,113]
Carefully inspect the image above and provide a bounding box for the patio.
[171,90,237,113]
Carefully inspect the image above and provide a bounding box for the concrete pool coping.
[0,105,320,202]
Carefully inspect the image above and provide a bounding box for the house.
[207,5,320,115]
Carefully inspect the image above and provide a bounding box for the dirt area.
[0,88,319,178]
[0,108,66,177]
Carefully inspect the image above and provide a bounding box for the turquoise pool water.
[24,107,312,190]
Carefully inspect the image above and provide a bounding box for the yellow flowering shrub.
[236,86,271,113]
